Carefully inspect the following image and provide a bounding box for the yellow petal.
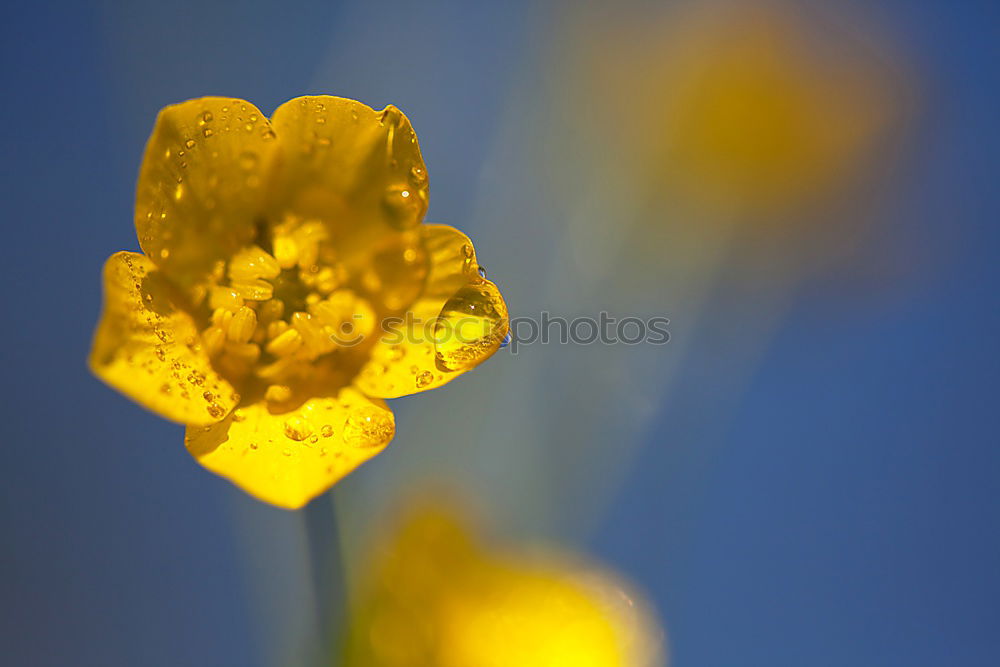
[185,388,395,509]
[267,96,429,253]
[89,252,238,425]
[355,224,509,399]
[135,97,278,286]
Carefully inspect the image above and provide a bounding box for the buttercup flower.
[341,507,665,667]
[89,96,509,508]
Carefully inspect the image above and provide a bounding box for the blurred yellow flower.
[89,96,508,508]
[585,1,903,221]
[341,507,664,667]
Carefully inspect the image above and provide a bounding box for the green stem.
[304,490,346,664]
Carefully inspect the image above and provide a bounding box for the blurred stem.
[304,491,346,664]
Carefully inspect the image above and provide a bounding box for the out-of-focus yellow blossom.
[584,1,902,221]
[89,96,508,508]
[341,508,665,666]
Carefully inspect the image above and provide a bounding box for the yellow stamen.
[267,320,289,339]
[230,279,274,301]
[273,236,299,269]
[228,245,281,282]
[203,326,226,356]
[209,286,244,311]
[266,328,303,357]
[211,308,234,329]
[225,341,261,363]
[227,306,257,343]
[291,311,334,356]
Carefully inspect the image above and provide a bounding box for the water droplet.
[232,408,246,422]
[409,165,427,185]
[416,370,433,388]
[202,127,213,138]
[184,139,196,149]
[283,415,313,441]
[382,184,425,229]
[477,265,487,279]
[434,282,509,372]
[249,442,258,450]
[320,425,334,438]
[461,244,474,258]
[500,331,512,348]
[200,111,214,124]
[207,403,225,419]
[343,407,394,448]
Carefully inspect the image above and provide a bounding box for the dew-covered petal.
[355,225,509,399]
[135,97,278,286]
[185,387,395,509]
[89,252,239,425]
[267,96,429,253]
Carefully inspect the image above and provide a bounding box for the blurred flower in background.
[584,1,904,223]
[559,0,913,291]
[339,500,665,666]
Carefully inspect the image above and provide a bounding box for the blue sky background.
[1,1,998,665]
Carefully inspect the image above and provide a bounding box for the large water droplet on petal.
[343,407,394,448]
[434,281,509,372]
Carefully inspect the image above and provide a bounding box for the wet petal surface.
[89,252,238,425]
[185,387,394,508]
[135,97,278,286]
[355,224,509,398]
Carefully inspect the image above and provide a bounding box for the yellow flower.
[582,2,902,221]
[89,96,509,509]
[341,507,665,667]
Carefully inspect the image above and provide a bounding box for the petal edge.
[89,251,238,425]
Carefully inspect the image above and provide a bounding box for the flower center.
[199,219,377,408]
